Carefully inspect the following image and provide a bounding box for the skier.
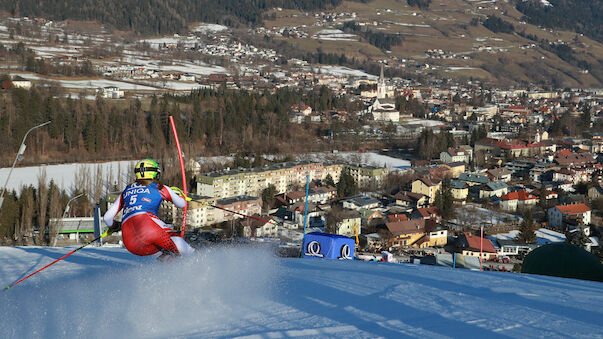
[103,159,194,259]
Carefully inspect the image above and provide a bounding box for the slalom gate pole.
[4,233,106,291]
[168,116,188,237]
[301,174,310,258]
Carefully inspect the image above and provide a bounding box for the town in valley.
[0,0,601,277]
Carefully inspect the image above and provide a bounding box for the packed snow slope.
[1,246,602,339]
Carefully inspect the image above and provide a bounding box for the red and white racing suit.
[103,182,194,256]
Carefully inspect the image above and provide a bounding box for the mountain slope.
[1,246,602,338]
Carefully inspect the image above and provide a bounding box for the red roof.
[500,190,538,201]
[461,232,497,253]
[388,214,408,222]
[417,206,440,218]
[555,203,591,215]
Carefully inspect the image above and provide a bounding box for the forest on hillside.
[0,0,369,35]
[515,0,602,43]
[0,83,365,166]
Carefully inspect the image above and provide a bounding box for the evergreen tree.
[516,212,537,244]
[324,174,335,187]
[261,184,276,211]
[565,227,590,250]
[336,169,358,198]
[433,178,453,219]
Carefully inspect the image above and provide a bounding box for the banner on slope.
[303,232,355,260]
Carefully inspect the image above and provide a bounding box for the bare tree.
[93,165,104,203]
[48,189,63,246]
[19,186,35,245]
[36,170,49,245]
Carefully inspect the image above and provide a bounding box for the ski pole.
[4,232,109,291]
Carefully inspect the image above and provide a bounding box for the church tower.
[377,64,386,99]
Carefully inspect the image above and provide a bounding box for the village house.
[11,76,32,89]
[215,195,263,224]
[499,190,539,212]
[456,232,498,261]
[99,86,125,99]
[587,186,603,200]
[479,180,509,199]
[450,180,469,200]
[411,177,441,203]
[439,145,473,163]
[442,162,466,178]
[335,209,362,237]
[457,172,489,187]
[486,168,512,182]
[394,191,429,209]
[547,203,591,229]
[385,219,425,248]
[240,215,278,238]
[342,195,381,210]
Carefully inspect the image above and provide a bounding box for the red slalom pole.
[169,116,188,237]
[4,234,103,291]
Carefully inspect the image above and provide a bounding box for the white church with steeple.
[368,65,399,122]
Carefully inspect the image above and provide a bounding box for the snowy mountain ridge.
[1,246,602,338]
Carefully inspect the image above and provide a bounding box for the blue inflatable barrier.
[303,232,355,260]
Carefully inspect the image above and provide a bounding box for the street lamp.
[0,121,52,211]
[53,193,85,247]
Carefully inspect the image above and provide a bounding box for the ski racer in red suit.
[103,159,194,258]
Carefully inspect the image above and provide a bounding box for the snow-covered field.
[297,152,411,169]
[313,66,377,79]
[0,152,410,193]
[1,246,601,338]
[490,228,566,246]
[0,161,136,193]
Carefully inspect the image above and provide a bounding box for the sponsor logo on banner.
[339,244,352,260]
[305,241,324,257]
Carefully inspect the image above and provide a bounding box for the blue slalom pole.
[301,174,310,257]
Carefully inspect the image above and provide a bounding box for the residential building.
[411,177,442,203]
[336,210,361,237]
[385,219,425,248]
[457,173,489,187]
[588,186,603,200]
[394,191,429,209]
[479,181,509,199]
[347,165,388,190]
[486,168,512,182]
[456,232,497,260]
[548,203,592,229]
[439,146,473,163]
[442,162,466,178]
[196,161,344,199]
[215,195,262,224]
[342,195,381,210]
[11,76,32,89]
[499,190,539,212]
[450,180,469,200]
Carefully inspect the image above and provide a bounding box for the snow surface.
[1,246,602,338]
[489,228,566,246]
[192,23,229,33]
[313,66,377,79]
[297,152,411,169]
[7,73,159,90]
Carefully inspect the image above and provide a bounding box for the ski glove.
[170,186,192,201]
[102,222,122,237]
